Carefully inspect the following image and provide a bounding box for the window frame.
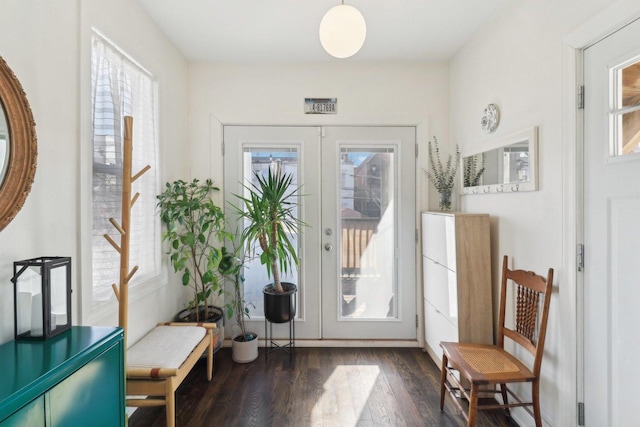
[609,54,640,159]
[81,29,162,323]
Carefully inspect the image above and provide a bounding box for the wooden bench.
[125,322,219,427]
[104,118,221,426]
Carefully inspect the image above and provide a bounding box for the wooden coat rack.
[103,116,218,427]
[104,115,150,344]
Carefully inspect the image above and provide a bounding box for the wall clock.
[481,104,500,133]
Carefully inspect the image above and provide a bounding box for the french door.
[223,125,416,340]
[582,18,640,426]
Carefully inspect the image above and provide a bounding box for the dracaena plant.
[232,169,306,294]
[157,178,231,321]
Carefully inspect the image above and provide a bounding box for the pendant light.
[319,1,367,59]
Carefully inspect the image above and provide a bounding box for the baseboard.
[221,338,421,348]
[495,395,552,427]
[423,342,441,366]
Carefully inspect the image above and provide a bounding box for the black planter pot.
[175,305,224,352]
[263,282,297,323]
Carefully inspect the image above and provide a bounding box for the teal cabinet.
[0,326,124,427]
[1,397,44,427]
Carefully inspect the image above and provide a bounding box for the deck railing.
[341,218,378,277]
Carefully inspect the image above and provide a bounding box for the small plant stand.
[264,298,296,362]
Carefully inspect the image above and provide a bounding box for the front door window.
[339,148,397,319]
[241,148,300,318]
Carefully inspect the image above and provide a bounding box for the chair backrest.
[497,255,554,376]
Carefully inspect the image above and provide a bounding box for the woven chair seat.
[457,346,519,374]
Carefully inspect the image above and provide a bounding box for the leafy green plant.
[424,136,461,194]
[231,169,306,294]
[218,245,254,341]
[463,154,485,187]
[157,178,231,321]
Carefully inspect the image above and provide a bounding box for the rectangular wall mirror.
[460,126,538,194]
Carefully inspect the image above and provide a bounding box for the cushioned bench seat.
[125,322,219,427]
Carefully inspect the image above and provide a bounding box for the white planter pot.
[232,332,259,363]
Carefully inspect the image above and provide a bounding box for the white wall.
[0,0,189,346]
[0,0,81,345]
[188,62,450,209]
[450,0,615,425]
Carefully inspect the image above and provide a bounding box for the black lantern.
[12,257,72,340]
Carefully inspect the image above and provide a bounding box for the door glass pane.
[502,145,530,183]
[616,109,640,155]
[612,59,640,156]
[241,148,299,318]
[340,148,396,319]
[620,61,640,108]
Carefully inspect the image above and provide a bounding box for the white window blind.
[91,32,159,303]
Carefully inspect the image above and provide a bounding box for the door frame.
[562,2,640,426]
[320,126,417,340]
[215,116,430,347]
[222,125,322,340]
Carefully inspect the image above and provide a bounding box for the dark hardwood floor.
[129,347,519,427]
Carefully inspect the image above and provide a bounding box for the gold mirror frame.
[0,54,37,232]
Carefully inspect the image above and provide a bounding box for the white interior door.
[223,126,322,339]
[583,18,640,426]
[224,125,416,341]
[321,126,416,339]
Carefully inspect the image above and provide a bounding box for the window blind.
[90,32,159,303]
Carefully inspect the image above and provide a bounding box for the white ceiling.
[134,0,514,63]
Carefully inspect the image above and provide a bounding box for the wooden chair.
[439,255,553,427]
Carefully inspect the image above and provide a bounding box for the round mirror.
[0,104,9,184]
[0,54,37,232]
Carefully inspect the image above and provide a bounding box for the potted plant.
[218,246,258,363]
[232,169,306,323]
[463,153,485,187]
[157,178,230,335]
[424,136,460,211]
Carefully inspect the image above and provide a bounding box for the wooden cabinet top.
[421,211,489,218]
[0,326,123,421]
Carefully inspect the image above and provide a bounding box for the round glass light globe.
[319,5,367,59]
